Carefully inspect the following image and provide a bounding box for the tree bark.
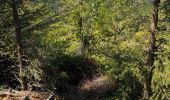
[11,0,27,90]
[143,0,160,99]
[77,1,86,57]
[78,12,85,56]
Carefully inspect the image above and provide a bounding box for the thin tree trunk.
[143,0,160,99]
[77,1,86,57]
[11,0,27,90]
[78,12,85,56]
[77,1,89,57]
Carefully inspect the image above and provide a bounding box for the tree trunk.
[77,1,86,57]
[77,1,89,57]
[78,12,85,56]
[143,0,160,99]
[11,0,27,90]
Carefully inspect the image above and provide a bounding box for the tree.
[11,0,27,90]
[0,0,58,90]
[143,0,160,99]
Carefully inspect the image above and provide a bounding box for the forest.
[0,0,170,100]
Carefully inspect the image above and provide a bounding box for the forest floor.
[0,90,100,100]
[0,90,53,100]
[0,75,115,100]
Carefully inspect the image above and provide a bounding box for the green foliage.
[0,0,169,99]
